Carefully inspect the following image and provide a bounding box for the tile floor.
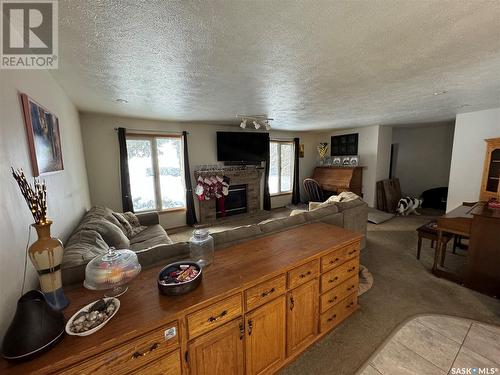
[357,314,500,375]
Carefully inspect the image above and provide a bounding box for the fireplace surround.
[194,166,263,224]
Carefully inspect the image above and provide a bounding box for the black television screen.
[217,132,269,162]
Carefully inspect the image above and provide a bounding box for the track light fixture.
[236,115,274,131]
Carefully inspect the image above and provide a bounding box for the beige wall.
[447,108,500,211]
[0,70,90,337]
[314,125,391,207]
[392,122,454,197]
[79,113,318,228]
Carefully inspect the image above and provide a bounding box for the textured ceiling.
[53,0,500,130]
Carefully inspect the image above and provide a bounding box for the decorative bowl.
[65,297,120,337]
[157,261,202,296]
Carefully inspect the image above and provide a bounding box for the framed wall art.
[21,94,63,176]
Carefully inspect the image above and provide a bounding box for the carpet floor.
[280,212,500,375]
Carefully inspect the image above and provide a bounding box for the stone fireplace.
[194,166,264,224]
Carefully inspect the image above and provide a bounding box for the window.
[126,134,185,212]
[269,141,294,195]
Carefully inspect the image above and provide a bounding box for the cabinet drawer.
[321,242,359,272]
[320,293,357,333]
[133,349,181,375]
[245,274,286,311]
[320,275,358,313]
[187,294,242,339]
[287,259,319,289]
[320,257,358,293]
[60,321,179,375]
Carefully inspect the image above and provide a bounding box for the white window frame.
[126,133,186,213]
[269,140,295,196]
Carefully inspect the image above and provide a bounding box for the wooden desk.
[312,167,363,196]
[0,223,362,375]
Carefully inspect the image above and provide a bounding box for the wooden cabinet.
[1,223,362,375]
[245,296,286,375]
[188,319,244,375]
[134,349,181,375]
[480,137,500,202]
[286,279,318,355]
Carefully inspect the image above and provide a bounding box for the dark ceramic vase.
[1,290,65,361]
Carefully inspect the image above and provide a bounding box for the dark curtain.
[292,138,301,204]
[263,134,271,210]
[117,127,134,212]
[183,131,198,226]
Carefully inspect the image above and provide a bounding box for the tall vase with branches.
[11,168,69,310]
[317,143,329,165]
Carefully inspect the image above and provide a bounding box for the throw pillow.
[81,220,130,249]
[113,211,147,238]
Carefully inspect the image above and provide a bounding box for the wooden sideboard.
[0,223,362,375]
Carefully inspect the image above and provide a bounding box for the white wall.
[392,122,454,197]
[0,71,90,338]
[314,125,391,207]
[447,108,500,211]
[79,113,318,228]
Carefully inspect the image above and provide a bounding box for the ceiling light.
[253,121,261,129]
[433,90,447,96]
[115,98,128,103]
[265,121,271,131]
[240,119,247,129]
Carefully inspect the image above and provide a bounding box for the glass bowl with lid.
[84,247,141,297]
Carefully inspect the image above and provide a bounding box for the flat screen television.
[217,132,269,162]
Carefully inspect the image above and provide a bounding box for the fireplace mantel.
[194,166,264,224]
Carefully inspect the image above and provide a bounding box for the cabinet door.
[245,296,286,375]
[287,279,318,355]
[188,318,245,375]
[134,349,181,375]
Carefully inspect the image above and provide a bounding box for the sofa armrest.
[136,211,160,226]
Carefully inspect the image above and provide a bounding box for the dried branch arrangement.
[11,168,48,225]
[317,143,329,159]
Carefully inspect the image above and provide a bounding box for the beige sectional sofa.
[61,198,368,286]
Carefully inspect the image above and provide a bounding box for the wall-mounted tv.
[217,132,269,162]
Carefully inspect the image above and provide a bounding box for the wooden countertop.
[1,222,362,374]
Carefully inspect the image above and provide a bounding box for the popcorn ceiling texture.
[54,0,500,130]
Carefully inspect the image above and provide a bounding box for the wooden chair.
[303,178,324,203]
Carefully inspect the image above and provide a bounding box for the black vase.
[1,290,65,361]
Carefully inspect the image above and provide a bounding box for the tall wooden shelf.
[480,137,500,202]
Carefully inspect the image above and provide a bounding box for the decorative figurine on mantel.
[317,143,329,165]
[11,168,69,310]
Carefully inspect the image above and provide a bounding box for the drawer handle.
[248,319,253,336]
[132,342,160,359]
[299,271,312,279]
[347,266,356,272]
[239,322,244,340]
[290,296,295,311]
[261,287,276,297]
[347,285,355,291]
[327,314,337,322]
[207,310,227,323]
[328,296,338,303]
[348,249,357,255]
[329,258,340,264]
[346,302,355,308]
[328,276,339,283]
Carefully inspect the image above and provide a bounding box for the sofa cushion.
[130,224,172,251]
[211,224,262,247]
[63,229,109,267]
[259,213,306,233]
[304,204,339,220]
[135,242,190,268]
[81,220,130,249]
